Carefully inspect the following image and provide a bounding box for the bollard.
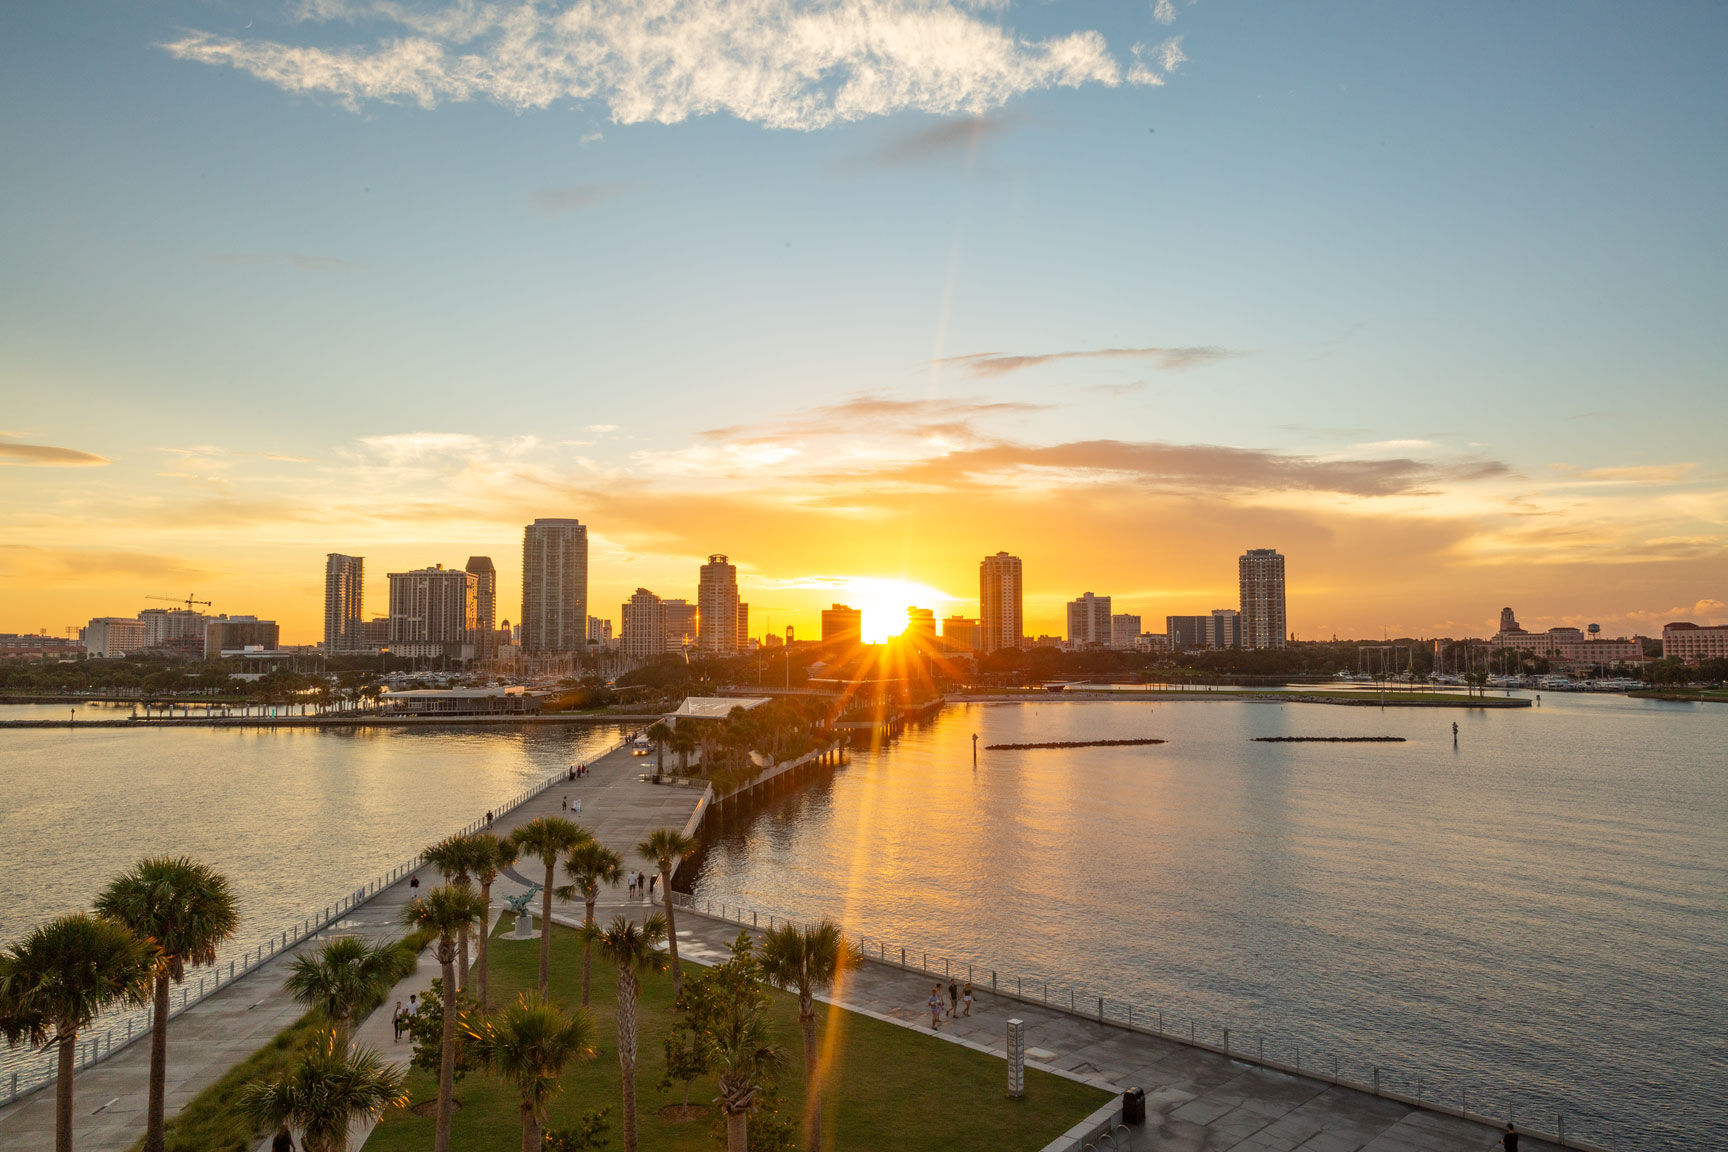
[1259,1037,1264,1063]
[753,911,757,926]
[1097,996,1104,1021]
[1223,1027,1229,1055]
[1559,1115,1565,1144]
[992,970,997,992]
[1373,1067,1380,1095]
[901,948,906,968]
[1190,1021,1195,1043]
[945,958,949,979]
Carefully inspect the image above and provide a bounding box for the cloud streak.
[0,439,109,467]
[162,0,1174,130]
[936,345,1234,377]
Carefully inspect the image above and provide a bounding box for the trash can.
[1123,1086,1146,1125]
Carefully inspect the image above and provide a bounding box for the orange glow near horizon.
[831,578,955,643]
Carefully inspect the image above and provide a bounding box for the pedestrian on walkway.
[628,872,637,899]
[573,798,582,813]
[962,983,973,1016]
[649,873,658,902]
[562,796,568,811]
[392,1000,406,1041]
[928,986,944,1030]
[1503,1124,1519,1152]
[406,993,419,1024]
[272,1125,295,1152]
[947,980,959,1018]
[486,810,494,826]
[409,874,420,893]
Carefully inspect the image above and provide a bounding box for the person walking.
[962,983,974,1016]
[928,986,944,1031]
[391,1000,406,1042]
[562,796,568,811]
[1502,1124,1519,1152]
[409,874,420,894]
[627,871,637,900]
[406,993,419,1025]
[648,873,658,902]
[272,1125,296,1152]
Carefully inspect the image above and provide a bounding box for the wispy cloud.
[0,438,109,467]
[935,345,1234,377]
[840,113,1018,170]
[162,0,1167,130]
[532,182,624,214]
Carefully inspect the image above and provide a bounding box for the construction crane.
[147,593,213,611]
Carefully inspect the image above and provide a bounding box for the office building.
[1066,592,1112,647]
[521,518,588,653]
[362,617,391,647]
[586,616,613,649]
[466,556,497,659]
[821,604,863,645]
[1239,548,1287,649]
[81,617,147,658]
[662,599,698,650]
[388,564,477,659]
[1167,609,1243,650]
[1662,622,1728,663]
[940,616,981,653]
[980,552,1024,654]
[204,617,281,660]
[737,602,750,651]
[323,554,365,652]
[905,607,937,646]
[1110,614,1142,650]
[621,588,666,660]
[140,608,209,650]
[698,554,743,654]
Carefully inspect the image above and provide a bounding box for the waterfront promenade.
[0,737,703,1152]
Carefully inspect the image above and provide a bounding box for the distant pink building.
[1663,622,1728,663]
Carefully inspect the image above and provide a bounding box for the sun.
[837,577,955,643]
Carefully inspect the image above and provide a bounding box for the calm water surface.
[685,695,1727,1152]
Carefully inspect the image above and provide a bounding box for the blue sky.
[3,1,1726,642]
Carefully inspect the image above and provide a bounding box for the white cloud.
[163,0,1164,130]
[1153,0,1177,25]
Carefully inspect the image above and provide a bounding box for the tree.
[465,992,597,1152]
[402,885,486,1152]
[92,856,239,1152]
[757,921,860,1152]
[0,915,155,1152]
[422,834,487,989]
[285,937,414,1045]
[407,977,475,1088]
[582,914,668,1152]
[240,1032,407,1152]
[470,833,518,1012]
[555,841,623,1007]
[510,818,591,994]
[645,721,674,779]
[669,728,697,775]
[637,827,695,994]
[701,934,786,1152]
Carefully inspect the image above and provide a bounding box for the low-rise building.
[0,635,84,660]
[378,686,544,717]
[81,617,147,658]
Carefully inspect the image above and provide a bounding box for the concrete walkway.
[0,738,703,1152]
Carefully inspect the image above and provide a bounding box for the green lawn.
[367,917,1107,1152]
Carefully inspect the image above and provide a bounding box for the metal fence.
[671,893,1618,1152]
[0,734,635,1109]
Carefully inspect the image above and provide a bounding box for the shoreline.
[0,712,666,729]
[951,690,1533,708]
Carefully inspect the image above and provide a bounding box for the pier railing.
[0,733,637,1109]
[670,892,1618,1152]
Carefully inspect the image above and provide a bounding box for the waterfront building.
[520,518,588,653]
[387,564,477,659]
[1066,592,1113,647]
[821,604,863,645]
[81,617,146,658]
[621,588,666,660]
[0,634,84,660]
[662,598,698,650]
[204,617,280,660]
[140,608,210,650]
[1239,548,1287,649]
[979,551,1024,654]
[465,556,498,659]
[698,554,744,654]
[1110,614,1142,650]
[1663,621,1728,663]
[1166,610,1243,650]
[941,615,980,653]
[379,685,544,717]
[323,554,365,652]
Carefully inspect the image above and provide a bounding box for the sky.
[2,0,1726,646]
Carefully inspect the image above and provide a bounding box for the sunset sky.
[3,1,1725,645]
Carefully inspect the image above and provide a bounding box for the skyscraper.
[698,554,742,654]
[521,519,588,653]
[979,552,1023,654]
[324,554,365,652]
[1238,548,1287,649]
[621,588,665,661]
[1065,592,1113,647]
[821,604,863,645]
[465,556,497,659]
[388,564,477,658]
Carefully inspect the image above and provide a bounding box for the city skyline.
[3,3,1726,643]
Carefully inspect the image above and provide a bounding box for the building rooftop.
[669,696,771,719]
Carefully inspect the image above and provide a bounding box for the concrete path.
[0,737,703,1152]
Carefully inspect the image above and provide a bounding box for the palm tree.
[240,1032,407,1152]
[710,1004,786,1152]
[669,728,697,775]
[645,720,674,779]
[470,833,518,1013]
[0,915,155,1152]
[92,856,239,1152]
[284,937,413,1045]
[402,885,485,1152]
[422,834,486,989]
[758,921,859,1152]
[637,827,695,994]
[464,992,596,1152]
[583,914,667,1152]
[554,841,623,1007]
[509,817,589,994]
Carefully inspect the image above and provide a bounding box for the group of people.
[926,980,974,1029]
[560,796,584,813]
[391,993,421,1041]
[627,870,658,901]
[567,762,589,780]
